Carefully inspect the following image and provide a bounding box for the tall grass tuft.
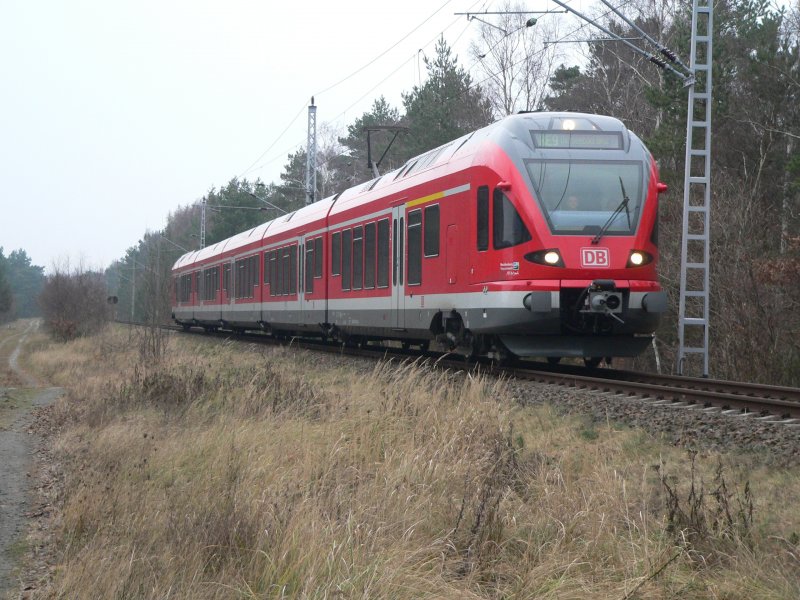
[23,326,800,599]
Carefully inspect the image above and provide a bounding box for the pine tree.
[402,36,493,158]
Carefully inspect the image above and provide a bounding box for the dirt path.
[0,321,61,596]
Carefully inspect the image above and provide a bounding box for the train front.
[484,112,667,363]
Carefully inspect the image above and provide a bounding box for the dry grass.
[23,326,800,599]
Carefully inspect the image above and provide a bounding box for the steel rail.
[151,322,800,421]
[502,366,800,420]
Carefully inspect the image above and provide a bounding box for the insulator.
[660,48,678,62]
[648,56,667,69]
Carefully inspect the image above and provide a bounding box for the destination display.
[531,131,623,150]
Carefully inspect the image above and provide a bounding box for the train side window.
[493,189,532,249]
[242,259,248,298]
[342,229,352,290]
[223,264,231,295]
[305,243,314,293]
[314,237,323,278]
[244,258,250,298]
[251,256,257,297]
[275,250,283,296]
[392,219,397,286]
[246,257,252,298]
[377,219,389,288]
[352,226,363,291]
[263,252,270,285]
[407,209,422,286]
[364,222,376,289]
[288,247,296,295]
[202,268,212,301]
[269,252,277,296]
[253,256,258,297]
[246,257,251,298]
[477,186,489,251]
[331,232,341,276]
[252,256,257,297]
[424,204,440,257]
[399,217,404,284]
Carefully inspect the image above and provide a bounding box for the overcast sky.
[1,0,575,271]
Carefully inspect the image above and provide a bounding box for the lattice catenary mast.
[306,97,317,205]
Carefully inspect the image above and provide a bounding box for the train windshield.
[525,160,645,236]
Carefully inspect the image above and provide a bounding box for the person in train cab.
[566,195,581,210]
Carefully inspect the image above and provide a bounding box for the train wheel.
[493,341,516,366]
[583,356,602,368]
[547,356,561,365]
[419,341,430,352]
[181,323,191,332]
[401,341,411,351]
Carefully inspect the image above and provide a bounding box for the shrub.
[39,262,111,341]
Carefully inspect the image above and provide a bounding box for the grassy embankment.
[23,325,800,598]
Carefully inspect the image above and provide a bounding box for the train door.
[300,238,310,326]
[470,185,490,285]
[220,259,233,324]
[391,206,405,329]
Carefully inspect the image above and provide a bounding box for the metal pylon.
[677,0,713,376]
[305,97,317,205]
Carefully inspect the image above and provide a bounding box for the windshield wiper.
[592,177,632,245]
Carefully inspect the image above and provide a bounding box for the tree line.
[0,248,45,323]
[102,0,798,383]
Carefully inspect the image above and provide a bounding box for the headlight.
[524,249,565,267]
[544,251,560,265]
[626,250,653,268]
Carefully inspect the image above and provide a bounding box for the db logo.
[581,248,610,268]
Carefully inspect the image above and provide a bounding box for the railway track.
[502,363,800,422]
[151,322,800,423]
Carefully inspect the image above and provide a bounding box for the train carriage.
[172,111,668,363]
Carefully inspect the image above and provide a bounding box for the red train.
[172,112,667,364]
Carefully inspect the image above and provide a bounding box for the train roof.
[172,111,644,271]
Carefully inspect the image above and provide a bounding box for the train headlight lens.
[544,251,561,265]
[524,249,565,267]
[562,119,576,131]
[626,250,653,268]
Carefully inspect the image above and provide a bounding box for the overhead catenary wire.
[459,0,650,104]
[596,0,692,74]
[313,0,456,97]
[238,102,308,178]
[549,0,693,84]
[239,1,462,181]
[246,0,673,185]
[249,0,488,180]
[252,0,611,181]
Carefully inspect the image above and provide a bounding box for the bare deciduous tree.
[469,1,562,116]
